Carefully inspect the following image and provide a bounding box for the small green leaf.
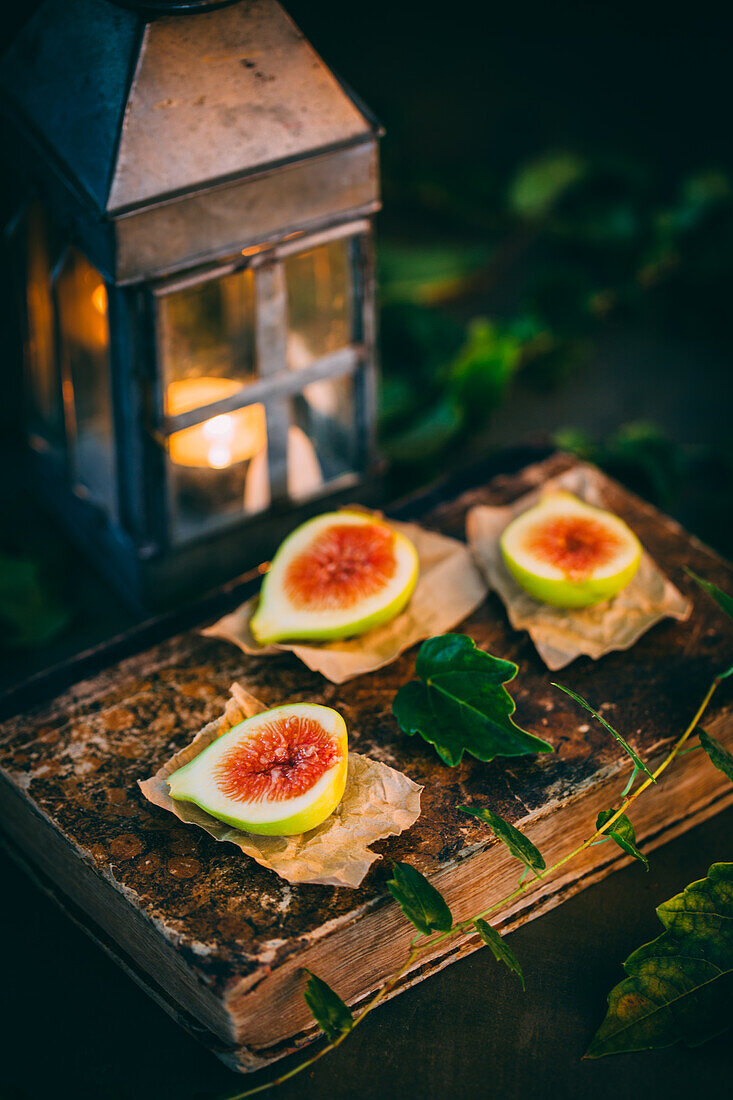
[685,569,733,621]
[302,972,353,1042]
[475,919,525,989]
[414,633,519,683]
[393,634,553,767]
[553,683,656,784]
[698,727,733,783]
[387,861,453,936]
[586,863,733,1057]
[596,809,648,870]
[459,806,545,877]
[508,152,587,218]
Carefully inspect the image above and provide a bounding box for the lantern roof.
[2,0,379,217]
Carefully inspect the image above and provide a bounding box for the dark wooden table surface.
[2,447,731,1099]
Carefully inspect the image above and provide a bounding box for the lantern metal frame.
[2,0,383,609]
[150,219,376,540]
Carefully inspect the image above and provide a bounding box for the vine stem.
[225,674,721,1099]
[226,949,421,1099]
[444,672,721,936]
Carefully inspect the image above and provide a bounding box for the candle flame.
[203,413,236,467]
[203,414,235,441]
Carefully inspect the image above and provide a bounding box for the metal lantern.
[2,0,382,607]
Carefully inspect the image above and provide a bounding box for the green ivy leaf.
[698,727,733,783]
[459,806,545,878]
[685,569,733,621]
[596,809,648,870]
[302,971,353,1042]
[553,683,656,784]
[393,634,553,767]
[586,862,733,1057]
[475,919,525,989]
[387,861,453,936]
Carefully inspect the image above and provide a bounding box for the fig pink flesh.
[283,522,397,611]
[213,716,342,803]
[522,515,625,581]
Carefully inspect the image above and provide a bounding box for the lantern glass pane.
[56,249,117,520]
[285,239,352,370]
[167,401,269,541]
[160,268,257,416]
[24,202,63,445]
[288,372,358,499]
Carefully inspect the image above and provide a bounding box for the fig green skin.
[250,522,419,645]
[168,705,348,836]
[500,537,641,608]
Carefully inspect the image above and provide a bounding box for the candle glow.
[166,377,266,469]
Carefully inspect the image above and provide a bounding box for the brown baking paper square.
[138,684,423,888]
[466,464,691,670]
[201,513,488,684]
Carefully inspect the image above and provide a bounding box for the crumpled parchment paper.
[138,683,423,888]
[466,464,691,670]
[201,512,487,684]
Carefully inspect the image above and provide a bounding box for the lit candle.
[166,375,324,515]
[166,378,266,469]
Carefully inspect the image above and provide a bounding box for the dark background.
[1,3,732,1098]
[2,0,733,685]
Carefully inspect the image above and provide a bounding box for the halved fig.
[250,512,419,645]
[168,704,348,835]
[500,492,641,608]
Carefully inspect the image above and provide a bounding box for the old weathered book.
[1,455,731,1072]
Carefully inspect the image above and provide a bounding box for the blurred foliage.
[0,551,70,650]
[552,422,689,509]
[378,241,493,306]
[507,152,588,219]
[553,422,733,556]
[449,319,524,427]
[381,314,542,472]
[378,147,733,494]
